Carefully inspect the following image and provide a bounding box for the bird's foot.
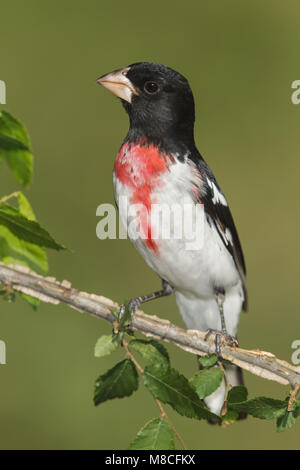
[205,329,238,358]
[118,298,140,340]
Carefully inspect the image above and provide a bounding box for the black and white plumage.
[196,157,248,312]
[97,62,248,416]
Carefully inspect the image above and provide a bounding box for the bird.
[97,62,247,417]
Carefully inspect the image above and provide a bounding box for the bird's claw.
[118,298,141,342]
[205,329,238,358]
[128,298,141,316]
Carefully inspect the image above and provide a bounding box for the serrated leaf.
[94,359,138,406]
[0,193,47,275]
[129,418,175,450]
[94,334,119,358]
[0,111,33,187]
[0,220,47,306]
[5,192,43,308]
[276,407,299,432]
[0,204,65,250]
[143,364,219,421]
[0,194,48,277]
[129,339,169,372]
[189,367,224,399]
[198,354,218,368]
[230,397,287,419]
[221,386,248,425]
[0,223,48,275]
[228,386,248,404]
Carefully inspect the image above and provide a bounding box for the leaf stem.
[218,360,230,416]
[122,337,144,374]
[154,398,187,450]
[122,336,187,450]
[288,383,300,412]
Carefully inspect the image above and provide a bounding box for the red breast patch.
[114,139,170,254]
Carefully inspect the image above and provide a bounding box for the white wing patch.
[207,178,228,206]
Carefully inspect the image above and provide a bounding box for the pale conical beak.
[97,67,138,103]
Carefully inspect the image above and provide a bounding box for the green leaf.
[228,385,248,404]
[189,367,224,399]
[276,399,300,432]
[276,408,299,432]
[0,204,65,250]
[0,193,47,276]
[94,359,139,406]
[129,418,175,450]
[198,354,218,368]
[219,387,248,424]
[0,191,48,310]
[0,222,48,275]
[129,339,169,372]
[19,292,40,309]
[221,409,240,425]
[0,193,65,307]
[143,365,219,421]
[0,134,29,151]
[230,397,287,419]
[17,192,36,220]
[0,111,33,187]
[94,334,119,358]
[0,111,30,147]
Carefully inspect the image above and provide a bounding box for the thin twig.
[122,336,187,450]
[0,262,300,389]
[288,384,300,412]
[154,398,187,450]
[217,360,229,416]
[122,337,144,374]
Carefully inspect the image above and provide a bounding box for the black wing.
[197,159,248,311]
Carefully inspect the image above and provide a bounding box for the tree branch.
[0,261,299,388]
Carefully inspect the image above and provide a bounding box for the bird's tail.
[201,362,247,424]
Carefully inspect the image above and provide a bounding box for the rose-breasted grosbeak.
[97,62,247,417]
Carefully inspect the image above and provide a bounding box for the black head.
[97,62,196,149]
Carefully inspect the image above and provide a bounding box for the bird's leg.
[119,279,174,329]
[216,289,227,334]
[205,289,238,357]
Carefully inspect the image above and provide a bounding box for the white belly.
[115,179,239,288]
[113,159,244,336]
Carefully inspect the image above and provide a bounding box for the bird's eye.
[144,81,160,94]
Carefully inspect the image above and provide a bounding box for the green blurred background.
[0,0,299,449]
